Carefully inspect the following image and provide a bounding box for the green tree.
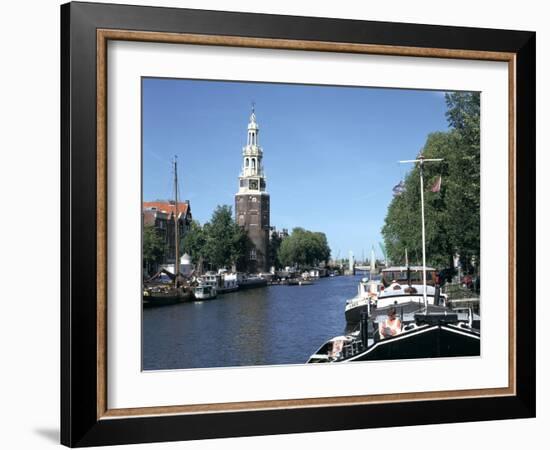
[181,220,206,264]
[267,232,282,269]
[202,206,233,269]
[202,205,249,270]
[142,224,164,275]
[444,92,480,272]
[278,227,331,268]
[232,224,253,272]
[382,92,480,272]
[312,232,331,264]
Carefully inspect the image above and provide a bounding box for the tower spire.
[239,105,265,186]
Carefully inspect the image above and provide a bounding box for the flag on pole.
[430,175,442,193]
[392,180,406,197]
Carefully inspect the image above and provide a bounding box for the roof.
[143,201,190,217]
[382,266,436,272]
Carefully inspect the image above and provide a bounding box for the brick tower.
[235,106,270,273]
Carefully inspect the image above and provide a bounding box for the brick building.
[235,107,270,273]
[143,200,192,271]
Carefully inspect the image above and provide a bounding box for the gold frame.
[96,29,516,420]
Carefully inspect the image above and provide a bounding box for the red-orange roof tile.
[143,201,190,216]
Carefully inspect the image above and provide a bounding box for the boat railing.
[342,340,365,359]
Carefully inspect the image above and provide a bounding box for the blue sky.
[142,78,451,261]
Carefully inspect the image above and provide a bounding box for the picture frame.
[60,1,535,447]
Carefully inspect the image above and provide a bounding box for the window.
[250,248,257,260]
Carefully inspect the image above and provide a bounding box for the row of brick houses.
[143,200,192,274]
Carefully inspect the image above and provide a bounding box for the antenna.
[399,153,443,311]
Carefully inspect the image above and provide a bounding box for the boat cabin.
[381,266,438,287]
[193,285,217,300]
[357,278,383,299]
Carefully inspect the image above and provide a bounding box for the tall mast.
[173,156,179,285]
[399,154,443,310]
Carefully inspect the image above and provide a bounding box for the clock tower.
[235,106,270,273]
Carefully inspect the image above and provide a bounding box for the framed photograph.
[61,1,535,447]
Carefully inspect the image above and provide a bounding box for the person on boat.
[379,307,402,339]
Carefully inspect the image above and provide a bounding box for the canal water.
[143,275,363,370]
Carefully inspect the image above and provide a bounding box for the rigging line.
[176,156,183,206]
[144,148,173,166]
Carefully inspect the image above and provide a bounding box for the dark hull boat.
[346,318,479,362]
[238,277,268,290]
[308,311,480,363]
[143,287,194,308]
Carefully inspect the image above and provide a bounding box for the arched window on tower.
[251,158,256,171]
[245,158,249,168]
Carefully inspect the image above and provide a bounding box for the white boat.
[219,271,239,293]
[344,278,383,323]
[377,266,446,309]
[199,270,239,294]
[193,284,217,300]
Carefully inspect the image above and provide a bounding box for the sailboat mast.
[173,156,179,285]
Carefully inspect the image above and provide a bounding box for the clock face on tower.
[249,179,258,190]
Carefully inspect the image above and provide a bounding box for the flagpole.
[399,154,443,311]
[419,159,427,310]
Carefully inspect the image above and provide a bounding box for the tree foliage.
[143,224,164,273]
[278,227,331,268]
[181,220,205,264]
[382,92,480,272]
[267,232,282,269]
[182,205,250,270]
